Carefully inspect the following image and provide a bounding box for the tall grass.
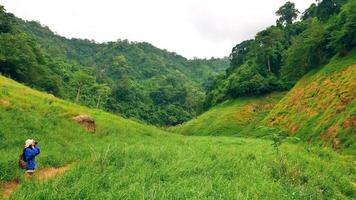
[0,76,355,199]
[169,92,285,136]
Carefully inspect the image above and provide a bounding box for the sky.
[0,0,315,58]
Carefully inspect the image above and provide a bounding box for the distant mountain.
[0,5,229,125]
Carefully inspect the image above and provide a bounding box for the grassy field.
[169,92,285,136]
[0,76,355,199]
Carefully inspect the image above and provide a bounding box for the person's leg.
[25,169,35,177]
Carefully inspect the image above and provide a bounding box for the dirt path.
[1,165,71,199]
[1,179,20,200]
[35,165,71,181]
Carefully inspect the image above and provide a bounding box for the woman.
[24,139,40,175]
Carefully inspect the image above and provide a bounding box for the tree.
[69,71,95,103]
[276,1,299,26]
[108,55,128,78]
[281,19,328,84]
[227,64,271,97]
[302,3,318,20]
[0,6,14,33]
[228,40,253,74]
[93,84,111,108]
[329,0,356,54]
[252,27,285,74]
[0,33,49,84]
[314,0,347,21]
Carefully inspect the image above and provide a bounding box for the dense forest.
[204,0,355,108]
[0,7,229,125]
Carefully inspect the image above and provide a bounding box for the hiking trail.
[1,165,71,199]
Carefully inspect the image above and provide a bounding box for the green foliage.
[271,132,288,154]
[205,25,288,107]
[276,1,299,26]
[0,6,229,125]
[0,32,65,96]
[316,0,347,21]
[69,71,96,103]
[329,0,356,53]
[302,0,348,21]
[0,5,14,33]
[205,0,355,109]
[281,19,329,83]
[227,64,271,97]
[228,40,253,73]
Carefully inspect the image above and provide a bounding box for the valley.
[0,0,355,199]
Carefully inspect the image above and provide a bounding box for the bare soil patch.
[0,99,10,107]
[72,115,96,133]
[1,165,70,199]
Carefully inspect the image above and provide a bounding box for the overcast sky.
[1,0,314,58]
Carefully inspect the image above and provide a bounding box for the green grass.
[169,92,285,136]
[264,51,356,153]
[0,76,355,199]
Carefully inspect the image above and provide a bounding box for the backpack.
[19,149,27,169]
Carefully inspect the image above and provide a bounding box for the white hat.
[25,139,34,148]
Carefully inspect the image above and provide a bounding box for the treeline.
[0,6,229,125]
[205,0,355,107]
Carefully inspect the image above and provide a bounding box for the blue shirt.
[24,146,40,170]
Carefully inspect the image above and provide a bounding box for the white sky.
[0,0,314,58]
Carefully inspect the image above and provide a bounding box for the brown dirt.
[321,124,338,140]
[289,88,304,106]
[1,165,70,199]
[0,99,10,107]
[323,79,335,88]
[1,179,20,199]
[262,103,275,110]
[333,138,341,150]
[35,165,71,181]
[72,115,96,133]
[288,123,300,134]
[343,117,356,129]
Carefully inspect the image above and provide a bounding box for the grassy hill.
[169,92,285,136]
[264,51,356,152]
[172,52,355,152]
[1,76,355,199]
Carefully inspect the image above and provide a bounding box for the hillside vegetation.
[0,6,229,126]
[170,92,285,136]
[265,51,356,152]
[173,51,355,153]
[205,0,355,108]
[0,76,355,199]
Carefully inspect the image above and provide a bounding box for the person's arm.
[34,146,40,155]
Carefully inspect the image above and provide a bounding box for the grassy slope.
[265,51,356,152]
[170,92,285,136]
[0,76,355,199]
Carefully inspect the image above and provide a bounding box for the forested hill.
[0,6,229,125]
[19,20,228,85]
[204,0,355,108]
